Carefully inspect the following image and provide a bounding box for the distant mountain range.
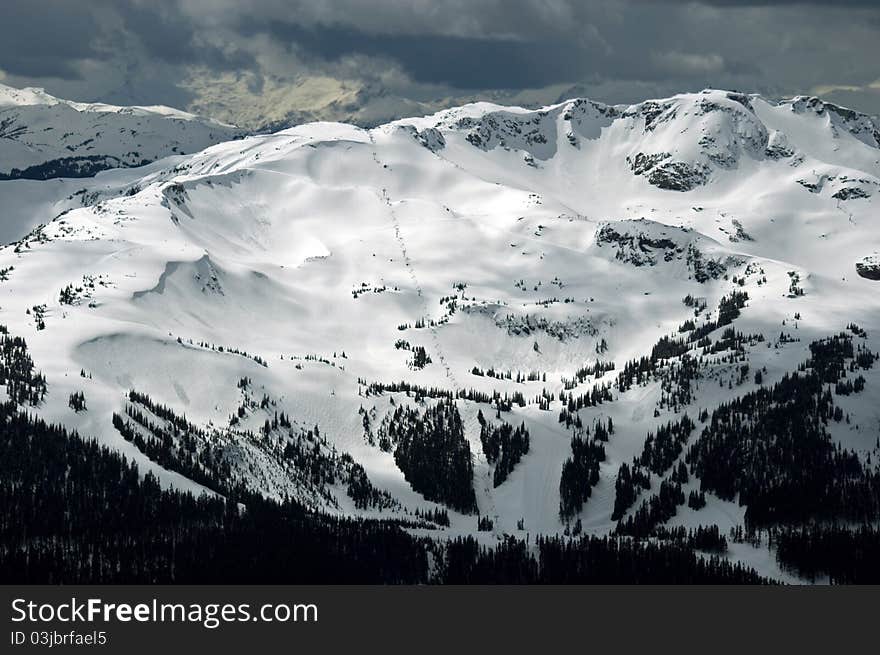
[0,83,242,180]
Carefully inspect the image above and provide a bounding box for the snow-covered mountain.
[0,83,242,180]
[2,88,880,582]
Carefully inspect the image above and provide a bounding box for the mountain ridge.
[1,85,879,582]
[0,82,242,181]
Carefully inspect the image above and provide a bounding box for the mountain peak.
[0,82,61,108]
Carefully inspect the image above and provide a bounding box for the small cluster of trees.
[611,462,651,521]
[0,327,47,405]
[344,460,396,511]
[381,399,477,513]
[616,479,686,538]
[471,366,546,383]
[559,434,606,521]
[651,525,727,553]
[414,507,450,527]
[477,411,530,487]
[68,391,86,412]
[637,414,694,475]
[561,359,615,390]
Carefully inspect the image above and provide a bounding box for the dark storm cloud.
[232,3,748,90]
[662,1,880,4]
[236,20,593,89]
[0,1,250,83]
[300,30,579,88]
[112,2,255,70]
[1,0,879,118]
[0,2,102,79]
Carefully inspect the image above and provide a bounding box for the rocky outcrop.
[856,255,880,280]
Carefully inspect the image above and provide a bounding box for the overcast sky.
[2,0,879,126]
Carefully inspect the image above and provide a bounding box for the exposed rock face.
[795,173,877,200]
[856,256,880,280]
[458,110,558,161]
[596,222,681,266]
[648,161,711,192]
[415,127,446,152]
[833,187,870,201]
[627,153,711,192]
[594,219,742,281]
[764,131,795,159]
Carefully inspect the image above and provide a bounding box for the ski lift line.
[368,132,459,391]
[370,132,496,530]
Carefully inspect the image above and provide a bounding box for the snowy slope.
[2,88,880,581]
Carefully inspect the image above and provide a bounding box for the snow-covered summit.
[391,89,879,193]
